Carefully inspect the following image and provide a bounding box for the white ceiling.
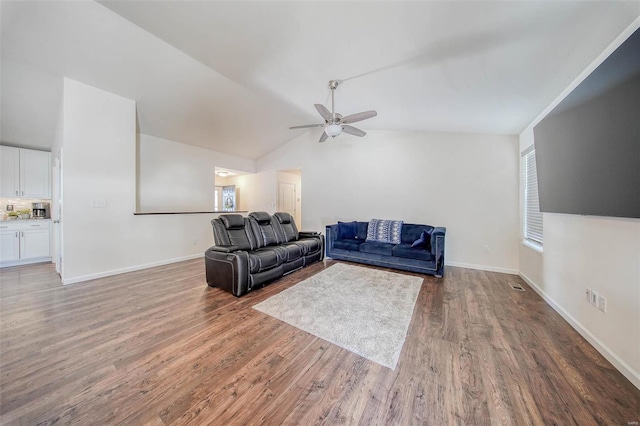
[1,1,639,160]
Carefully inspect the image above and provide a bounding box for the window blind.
[524,150,543,245]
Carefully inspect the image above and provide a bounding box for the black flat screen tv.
[533,28,640,219]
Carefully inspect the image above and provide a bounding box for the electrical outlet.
[192,238,199,245]
[482,245,490,253]
[590,290,598,306]
[597,294,607,313]
[585,288,591,303]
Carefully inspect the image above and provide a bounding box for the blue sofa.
[325,221,446,277]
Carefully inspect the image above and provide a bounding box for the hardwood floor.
[0,259,638,425]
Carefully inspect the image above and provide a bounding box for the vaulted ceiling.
[1,1,638,159]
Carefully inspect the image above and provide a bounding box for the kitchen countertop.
[0,218,51,222]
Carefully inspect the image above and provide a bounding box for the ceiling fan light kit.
[290,80,377,143]
[325,123,342,137]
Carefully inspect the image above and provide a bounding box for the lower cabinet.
[0,221,51,267]
[0,230,20,262]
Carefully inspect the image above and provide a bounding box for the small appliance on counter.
[32,202,50,219]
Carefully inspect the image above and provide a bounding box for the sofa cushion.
[411,230,432,251]
[249,211,272,225]
[392,243,435,261]
[356,222,368,240]
[401,224,434,244]
[249,216,280,248]
[248,249,281,273]
[272,243,303,262]
[337,221,357,240]
[366,219,403,244]
[293,238,322,255]
[359,241,394,256]
[227,228,254,251]
[273,212,299,242]
[220,214,245,230]
[334,238,364,251]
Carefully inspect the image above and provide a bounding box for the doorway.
[277,169,302,227]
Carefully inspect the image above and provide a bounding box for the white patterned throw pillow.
[366,219,403,244]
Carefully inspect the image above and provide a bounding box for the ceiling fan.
[290,80,377,143]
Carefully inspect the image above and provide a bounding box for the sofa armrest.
[325,224,339,242]
[299,231,320,238]
[325,224,340,258]
[430,227,446,276]
[209,245,239,253]
[205,248,250,296]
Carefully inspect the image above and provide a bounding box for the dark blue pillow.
[411,230,431,250]
[337,221,357,240]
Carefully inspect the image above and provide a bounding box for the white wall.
[223,171,277,214]
[518,20,640,388]
[137,133,254,212]
[60,78,239,283]
[258,130,520,273]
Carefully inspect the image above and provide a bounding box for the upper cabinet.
[20,148,51,198]
[0,146,20,197]
[0,146,51,199]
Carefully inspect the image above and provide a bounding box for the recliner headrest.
[249,211,272,225]
[220,214,245,230]
[274,212,292,224]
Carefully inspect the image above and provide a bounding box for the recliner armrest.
[299,231,320,238]
[205,249,250,296]
[209,245,239,253]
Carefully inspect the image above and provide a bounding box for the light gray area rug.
[253,263,423,369]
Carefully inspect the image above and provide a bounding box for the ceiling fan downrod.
[329,80,340,121]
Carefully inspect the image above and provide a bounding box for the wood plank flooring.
[0,259,638,425]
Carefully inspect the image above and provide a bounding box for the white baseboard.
[62,253,204,285]
[519,272,640,390]
[1,257,52,268]
[446,261,518,275]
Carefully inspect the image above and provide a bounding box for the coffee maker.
[32,202,50,219]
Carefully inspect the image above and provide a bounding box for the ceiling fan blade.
[342,125,366,137]
[319,132,329,143]
[314,104,333,121]
[289,123,324,129]
[340,110,377,124]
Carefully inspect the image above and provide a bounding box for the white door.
[0,146,20,197]
[278,182,296,219]
[20,229,50,259]
[0,230,20,262]
[20,149,51,198]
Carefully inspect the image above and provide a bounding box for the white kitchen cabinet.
[0,230,20,262]
[20,149,51,198]
[0,221,51,267]
[20,228,50,259]
[0,146,20,197]
[0,146,51,198]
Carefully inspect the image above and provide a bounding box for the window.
[524,149,543,246]
[214,186,222,211]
